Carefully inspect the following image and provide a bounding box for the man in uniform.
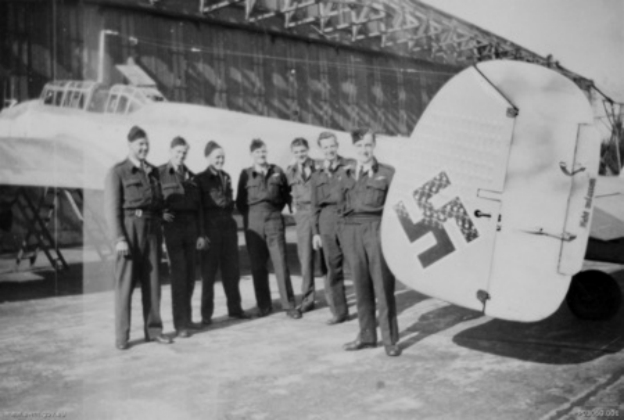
[236,139,301,319]
[339,129,401,357]
[197,140,249,325]
[105,125,172,350]
[310,131,354,325]
[286,137,320,313]
[158,137,206,338]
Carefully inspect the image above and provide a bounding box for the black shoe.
[343,340,377,351]
[116,342,129,350]
[149,334,173,344]
[257,307,273,318]
[229,311,252,320]
[326,316,347,325]
[286,309,302,319]
[177,330,191,338]
[385,344,402,357]
[201,319,212,326]
[298,302,316,313]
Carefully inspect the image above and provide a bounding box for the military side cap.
[171,136,188,148]
[250,138,266,152]
[204,140,222,157]
[127,126,147,142]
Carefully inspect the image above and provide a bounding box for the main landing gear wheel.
[566,270,622,320]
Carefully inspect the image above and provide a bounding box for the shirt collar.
[209,166,220,177]
[355,158,378,178]
[325,155,345,172]
[253,164,271,176]
[127,156,151,174]
[128,156,142,170]
[167,161,188,176]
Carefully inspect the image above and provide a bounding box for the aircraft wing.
[0,135,112,190]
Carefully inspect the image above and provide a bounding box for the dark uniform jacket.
[310,156,355,235]
[339,158,394,220]
[158,162,205,235]
[286,158,321,210]
[236,164,291,215]
[105,158,163,243]
[196,167,235,216]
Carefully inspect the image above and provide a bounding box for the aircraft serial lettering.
[579,178,596,228]
[394,171,479,268]
[584,177,596,209]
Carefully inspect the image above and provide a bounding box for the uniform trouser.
[163,216,197,332]
[294,209,316,308]
[244,208,295,311]
[319,206,348,319]
[114,215,163,345]
[201,216,243,321]
[341,219,398,346]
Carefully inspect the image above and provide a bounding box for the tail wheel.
[566,270,622,320]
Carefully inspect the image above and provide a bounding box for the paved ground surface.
[0,229,623,420]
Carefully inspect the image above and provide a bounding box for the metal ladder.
[14,187,69,271]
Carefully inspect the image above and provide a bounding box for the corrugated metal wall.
[0,0,458,136]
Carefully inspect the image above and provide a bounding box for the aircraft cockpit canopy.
[40,80,166,115]
[41,80,98,111]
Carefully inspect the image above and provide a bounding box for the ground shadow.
[452,297,624,364]
[399,304,483,351]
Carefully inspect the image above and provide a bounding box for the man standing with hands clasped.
[105,126,172,350]
[158,136,207,339]
[339,128,401,357]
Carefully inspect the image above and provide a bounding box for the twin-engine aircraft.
[381,60,623,323]
[0,60,622,323]
[0,64,397,192]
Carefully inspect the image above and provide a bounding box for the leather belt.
[125,209,156,218]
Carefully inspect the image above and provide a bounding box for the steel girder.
[198,0,593,90]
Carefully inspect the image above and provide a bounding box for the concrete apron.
[0,268,623,420]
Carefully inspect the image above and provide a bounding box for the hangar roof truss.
[198,0,593,90]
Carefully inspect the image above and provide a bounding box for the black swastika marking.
[394,171,479,268]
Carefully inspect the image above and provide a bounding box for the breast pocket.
[162,181,183,200]
[185,181,201,205]
[123,179,145,206]
[365,178,388,207]
[315,178,330,200]
[268,176,283,198]
[246,177,263,200]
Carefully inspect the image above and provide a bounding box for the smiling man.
[236,139,300,319]
[310,131,355,325]
[196,140,249,325]
[158,137,206,339]
[105,126,172,350]
[286,137,322,314]
[338,128,401,357]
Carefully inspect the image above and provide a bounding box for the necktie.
[218,171,226,190]
[356,166,364,180]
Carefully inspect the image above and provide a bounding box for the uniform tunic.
[158,163,203,332]
[196,167,244,321]
[338,158,399,346]
[310,156,354,319]
[286,157,321,310]
[236,164,296,311]
[105,158,164,345]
